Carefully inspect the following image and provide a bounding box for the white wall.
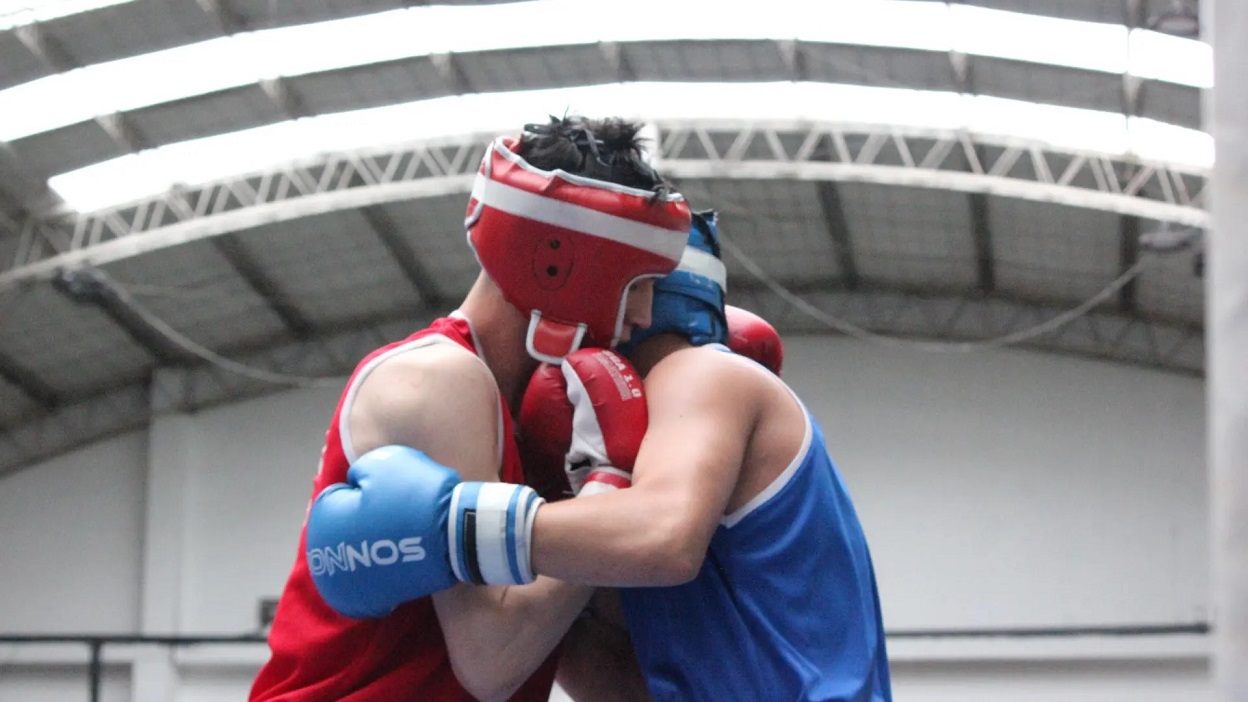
[0,432,145,702]
[0,431,147,633]
[0,337,1211,701]
[159,386,341,634]
[784,337,1209,631]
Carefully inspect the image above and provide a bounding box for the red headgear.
[466,137,691,363]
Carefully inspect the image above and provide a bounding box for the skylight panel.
[1129,28,1213,87]
[0,0,1213,143]
[949,5,1128,73]
[47,82,1212,214]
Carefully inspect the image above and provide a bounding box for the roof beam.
[948,48,973,96]
[195,0,248,36]
[599,42,637,82]
[13,23,78,73]
[52,269,197,365]
[809,137,860,290]
[1118,214,1141,314]
[969,192,996,295]
[814,181,860,290]
[11,25,147,162]
[96,112,151,153]
[259,77,310,120]
[779,40,807,82]
[359,205,444,307]
[1121,0,1146,118]
[0,139,65,218]
[211,235,315,339]
[0,349,60,410]
[948,42,998,299]
[432,52,474,94]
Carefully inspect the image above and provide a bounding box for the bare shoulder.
[643,345,767,401]
[348,340,501,480]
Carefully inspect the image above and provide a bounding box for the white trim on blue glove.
[448,482,544,586]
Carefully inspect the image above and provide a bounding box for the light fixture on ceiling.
[1147,0,1201,39]
[1139,220,1205,277]
[1139,221,1204,253]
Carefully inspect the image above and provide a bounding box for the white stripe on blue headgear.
[617,210,727,354]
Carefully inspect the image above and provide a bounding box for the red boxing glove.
[559,348,648,496]
[518,363,575,502]
[725,305,784,376]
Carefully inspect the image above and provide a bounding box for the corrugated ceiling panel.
[801,44,951,92]
[9,121,124,179]
[682,179,841,285]
[839,183,978,290]
[100,239,290,351]
[290,57,452,115]
[44,0,217,67]
[228,0,402,28]
[375,195,479,303]
[625,40,789,82]
[0,284,151,395]
[0,378,37,426]
[457,44,612,92]
[1140,81,1202,131]
[1135,252,1204,325]
[234,211,422,327]
[970,58,1122,114]
[126,85,283,147]
[0,230,20,272]
[0,30,49,91]
[990,197,1121,303]
[964,0,1125,24]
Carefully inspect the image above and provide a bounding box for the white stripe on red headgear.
[466,137,691,363]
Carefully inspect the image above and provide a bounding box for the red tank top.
[250,315,558,702]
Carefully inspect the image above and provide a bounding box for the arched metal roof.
[0,0,1208,477]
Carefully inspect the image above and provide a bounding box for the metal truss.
[0,120,1210,477]
[0,140,489,289]
[0,120,1209,290]
[654,121,1209,226]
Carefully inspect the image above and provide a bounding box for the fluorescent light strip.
[0,0,1212,142]
[47,81,1213,214]
[0,0,132,29]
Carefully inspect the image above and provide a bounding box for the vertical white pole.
[1206,0,1248,699]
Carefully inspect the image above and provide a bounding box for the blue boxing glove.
[306,445,544,619]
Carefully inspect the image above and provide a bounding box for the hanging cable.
[71,268,344,388]
[700,193,1196,354]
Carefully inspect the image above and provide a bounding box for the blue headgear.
[618,209,728,354]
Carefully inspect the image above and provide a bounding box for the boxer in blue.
[307,212,892,702]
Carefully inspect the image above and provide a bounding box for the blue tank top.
[619,360,891,702]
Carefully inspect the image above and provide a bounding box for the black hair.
[518,115,672,195]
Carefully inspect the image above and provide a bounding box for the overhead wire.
[697,191,1201,354]
[78,268,345,388]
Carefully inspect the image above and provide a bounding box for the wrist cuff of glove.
[449,483,544,586]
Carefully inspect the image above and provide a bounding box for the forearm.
[530,489,698,586]
[434,576,593,700]
[557,614,651,702]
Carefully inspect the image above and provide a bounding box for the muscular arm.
[348,344,593,702]
[556,590,650,702]
[530,348,758,586]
